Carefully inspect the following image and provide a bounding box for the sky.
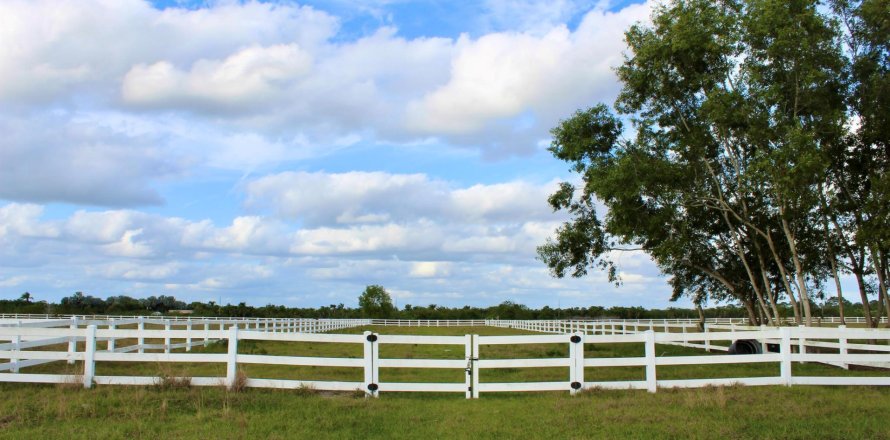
[0,0,694,309]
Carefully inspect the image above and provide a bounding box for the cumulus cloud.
[2,0,649,158]
[122,44,314,112]
[409,261,453,278]
[0,196,671,306]
[245,171,559,226]
[406,4,648,144]
[0,113,181,206]
[0,0,337,104]
[0,1,678,308]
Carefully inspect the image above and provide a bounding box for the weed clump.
[56,374,85,390]
[293,383,317,396]
[229,370,248,392]
[154,374,192,390]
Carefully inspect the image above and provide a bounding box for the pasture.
[1,372,890,439]
[1,320,890,438]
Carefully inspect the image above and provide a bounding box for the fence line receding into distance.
[0,317,888,398]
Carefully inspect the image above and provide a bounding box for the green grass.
[3,324,890,438]
[1,383,889,439]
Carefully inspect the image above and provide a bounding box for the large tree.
[539,0,887,326]
[358,285,396,318]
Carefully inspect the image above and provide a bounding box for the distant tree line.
[0,290,880,321]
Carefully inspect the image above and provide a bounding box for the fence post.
[838,325,848,370]
[780,327,792,386]
[362,331,379,397]
[108,319,116,352]
[186,318,192,352]
[570,332,585,395]
[83,324,96,389]
[164,321,171,354]
[644,330,657,393]
[67,317,77,364]
[465,334,473,399]
[204,322,210,344]
[759,325,768,353]
[11,320,21,373]
[472,334,480,399]
[703,322,710,353]
[138,316,145,354]
[797,325,806,362]
[226,326,239,390]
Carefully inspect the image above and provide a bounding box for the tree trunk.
[754,241,783,325]
[829,212,875,327]
[762,231,802,324]
[695,301,706,331]
[853,270,876,328]
[743,299,758,326]
[830,255,846,325]
[717,197,777,325]
[778,208,813,326]
[871,247,890,327]
[818,199,845,325]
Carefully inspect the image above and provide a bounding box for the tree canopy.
[358,285,397,318]
[539,0,889,326]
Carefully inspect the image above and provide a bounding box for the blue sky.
[0,0,696,309]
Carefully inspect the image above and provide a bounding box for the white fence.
[2,314,887,327]
[0,317,369,373]
[1,317,889,397]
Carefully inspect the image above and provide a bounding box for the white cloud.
[0,113,180,206]
[0,197,672,307]
[102,228,154,258]
[0,1,680,308]
[90,261,182,281]
[0,275,29,288]
[0,0,337,104]
[245,171,559,226]
[0,204,59,239]
[2,1,649,172]
[409,261,452,278]
[122,44,314,112]
[405,4,649,144]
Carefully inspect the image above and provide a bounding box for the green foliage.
[358,285,396,318]
[0,290,879,320]
[540,0,890,326]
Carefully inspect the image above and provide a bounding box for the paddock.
[1,315,888,398]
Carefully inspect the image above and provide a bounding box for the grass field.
[3,325,890,439]
[1,381,889,439]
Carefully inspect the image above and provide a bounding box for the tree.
[358,285,396,318]
[18,292,32,304]
[59,291,107,314]
[539,0,879,326]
